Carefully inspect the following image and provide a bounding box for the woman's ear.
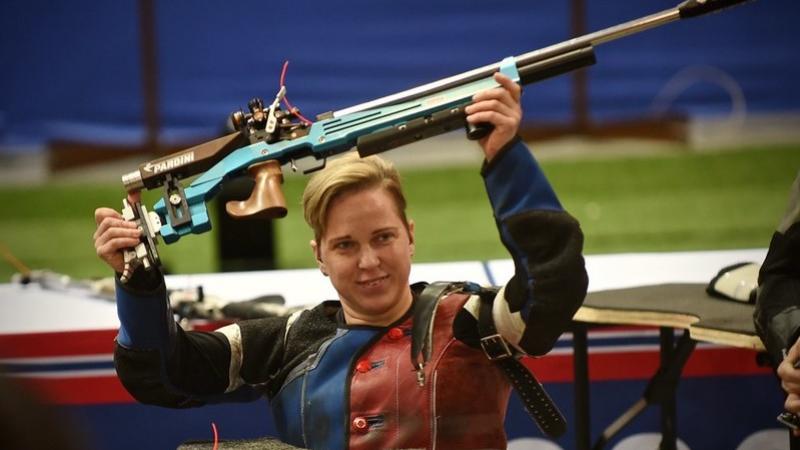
[408,219,415,257]
[310,239,328,276]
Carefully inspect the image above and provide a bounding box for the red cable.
[211,422,219,450]
[279,60,313,125]
[279,60,290,87]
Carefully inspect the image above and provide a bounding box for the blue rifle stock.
[118,0,751,279]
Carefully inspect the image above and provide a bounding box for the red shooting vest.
[348,291,512,450]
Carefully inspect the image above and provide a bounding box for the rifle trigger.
[302,158,327,175]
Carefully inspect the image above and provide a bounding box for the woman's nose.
[358,247,380,269]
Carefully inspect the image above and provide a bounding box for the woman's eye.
[334,241,353,250]
[376,232,394,243]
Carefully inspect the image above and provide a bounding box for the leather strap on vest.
[477,290,567,438]
[411,281,453,386]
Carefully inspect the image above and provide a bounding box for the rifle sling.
[477,290,567,438]
[412,282,567,438]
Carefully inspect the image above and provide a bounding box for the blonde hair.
[302,153,408,241]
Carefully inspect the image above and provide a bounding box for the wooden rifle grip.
[225,160,288,220]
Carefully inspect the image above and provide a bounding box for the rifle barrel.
[333,8,679,118]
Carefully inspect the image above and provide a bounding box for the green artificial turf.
[0,144,797,281]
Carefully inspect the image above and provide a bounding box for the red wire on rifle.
[280,60,313,125]
[211,422,219,450]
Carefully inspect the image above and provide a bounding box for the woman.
[94,73,588,449]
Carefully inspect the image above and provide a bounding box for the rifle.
[118,0,752,282]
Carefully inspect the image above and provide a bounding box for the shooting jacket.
[113,138,588,450]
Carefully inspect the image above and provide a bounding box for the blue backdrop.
[1,0,798,149]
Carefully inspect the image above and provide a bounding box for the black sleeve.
[114,317,288,408]
[504,211,588,355]
[754,223,800,365]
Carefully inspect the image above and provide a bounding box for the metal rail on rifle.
[118,0,752,280]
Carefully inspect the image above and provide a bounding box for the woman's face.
[313,186,414,326]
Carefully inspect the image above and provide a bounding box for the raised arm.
[481,138,587,356]
[465,73,588,356]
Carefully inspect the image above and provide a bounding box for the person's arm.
[754,228,800,365]
[480,138,588,356]
[462,73,587,356]
[755,171,800,364]
[112,268,270,407]
[754,171,800,415]
[94,205,281,406]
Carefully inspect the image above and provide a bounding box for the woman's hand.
[93,193,142,274]
[465,72,523,162]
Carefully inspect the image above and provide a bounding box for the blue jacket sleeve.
[113,270,259,407]
[115,271,176,352]
[482,137,588,355]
